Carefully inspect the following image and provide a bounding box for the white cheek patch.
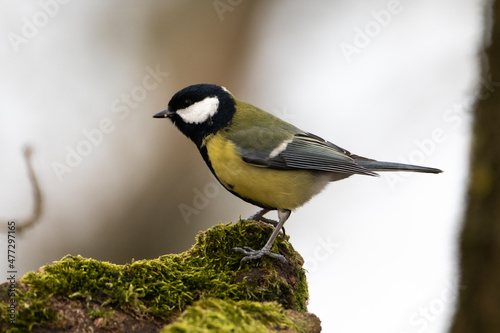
[269,139,293,158]
[177,96,219,124]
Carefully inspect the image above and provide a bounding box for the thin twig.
[16,146,43,234]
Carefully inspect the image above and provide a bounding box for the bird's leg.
[246,208,286,235]
[234,209,291,264]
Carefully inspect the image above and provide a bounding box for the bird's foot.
[254,216,280,228]
[233,246,287,264]
[247,209,270,222]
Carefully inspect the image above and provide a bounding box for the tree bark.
[449,1,500,332]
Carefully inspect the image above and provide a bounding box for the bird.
[153,84,442,264]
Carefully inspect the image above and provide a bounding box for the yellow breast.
[204,134,329,210]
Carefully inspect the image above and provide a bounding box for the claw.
[233,246,287,264]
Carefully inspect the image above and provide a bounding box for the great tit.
[154,84,442,264]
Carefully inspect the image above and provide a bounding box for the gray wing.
[240,133,378,176]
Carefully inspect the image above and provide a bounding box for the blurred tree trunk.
[449,1,500,332]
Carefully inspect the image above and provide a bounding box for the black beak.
[153,108,175,118]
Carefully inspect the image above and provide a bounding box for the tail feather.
[355,160,442,174]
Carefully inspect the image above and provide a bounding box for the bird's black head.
[154,84,236,147]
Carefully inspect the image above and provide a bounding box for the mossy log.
[0,220,321,332]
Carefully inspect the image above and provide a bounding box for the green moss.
[0,220,309,332]
[0,283,58,333]
[86,304,115,320]
[161,299,297,333]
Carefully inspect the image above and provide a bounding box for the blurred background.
[0,1,485,332]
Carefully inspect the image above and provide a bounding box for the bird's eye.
[183,99,192,107]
